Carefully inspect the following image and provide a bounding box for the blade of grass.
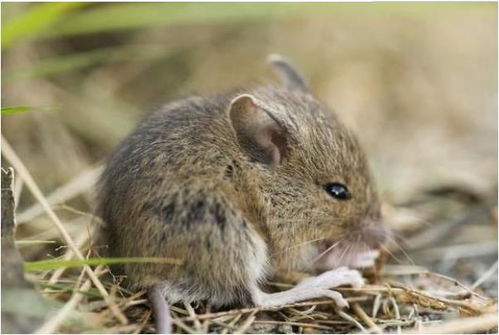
[46,223,95,291]
[39,282,101,298]
[403,312,498,334]
[47,3,301,37]
[17,166,103,224]
[471,261,498,290]
[35,268,94,333]
[1,136,128,325]
[25,257,183,272]
[1,105,48,115]
[352,302,382,334]
[2,2,86,49]
[28,3,492,40]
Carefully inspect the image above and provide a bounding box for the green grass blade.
[24,257,183,272]
[2,2,87,49]
[1,106,41,115]
[43,3,308,37]
[3,3,492,43]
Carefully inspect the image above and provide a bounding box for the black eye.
[324,182,351,200]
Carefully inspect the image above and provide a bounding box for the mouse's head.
[228,55,388,271]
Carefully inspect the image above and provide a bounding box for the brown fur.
[97,64,386,307]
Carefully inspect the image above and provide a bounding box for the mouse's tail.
[148,285,173,334]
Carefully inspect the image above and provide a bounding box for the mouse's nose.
[362,224,389,249]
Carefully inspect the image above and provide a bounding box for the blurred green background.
[2,2,497,263]
[2,2,497,200]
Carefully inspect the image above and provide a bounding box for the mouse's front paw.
[324,289,350,308]
[254,267,364,308]
[313,288,350,308]
[331,267,365,289]
[298,267,364,290]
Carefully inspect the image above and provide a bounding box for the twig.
[122,299,148,309]
[16,165,103,224]
[380,265,429,276]
[210,319,238,332]
[471,261,498,290]
[253,320,334,330]
[18,217,85,249]
[372,294,382,318]
[170,305,190,315]
[55,204,105,223]
[402,312,498,334]
[424,271,487,300]
[133,310,151,334]
[388,296,402,334]
[286,305,317,321]
[179,297,368,322]
[310,320,352,325]
[96,325,141,334]
[1,137,128,325]
[184,302,203,332]
[171,316,199,334]
[202,304,212,333]
[388,283,485,315]
[45,225,94,289]
[220,314,242,334]
[341,284,487,315]
[35,271,93,333]
[335,307,368,333]
[118,290,147,309]
[352,303,382,334]
[233,310,257,334]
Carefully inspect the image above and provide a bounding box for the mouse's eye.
[324,182,351,200]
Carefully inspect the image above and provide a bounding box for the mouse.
[97,54,388,333]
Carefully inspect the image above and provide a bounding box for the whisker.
[275,211,363,223]
[312,240,342,264]
[273,237,327,255]
[337,243,351,267]
[385,230,411,244]
[381,244,404,264]
[386,235,415,265]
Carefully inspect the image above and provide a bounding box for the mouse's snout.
[360,223,389,249]
[314,222,389,271]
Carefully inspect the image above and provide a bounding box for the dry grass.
[2,141,497,333]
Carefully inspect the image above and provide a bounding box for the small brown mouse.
[97,55,388,333]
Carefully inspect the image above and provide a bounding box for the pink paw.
[295,267,364,307]
[311,288,349,308]
[299,267,364,289]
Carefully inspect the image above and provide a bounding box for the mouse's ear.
[229,94,288,168]
[268,54,309,93]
